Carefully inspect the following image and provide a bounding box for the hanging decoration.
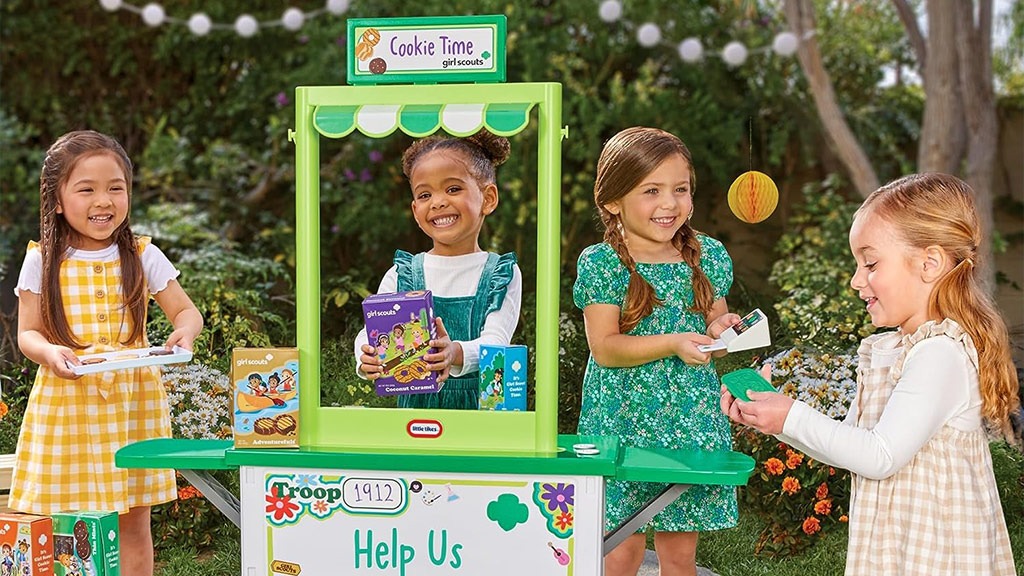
[728,171,779,223]
[596,0,809,66]
[97,0,351,37]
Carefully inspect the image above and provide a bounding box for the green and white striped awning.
[312,102,535,139]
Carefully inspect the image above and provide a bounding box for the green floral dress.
[573,236,738,532]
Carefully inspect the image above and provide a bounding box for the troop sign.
[347,15,507,85]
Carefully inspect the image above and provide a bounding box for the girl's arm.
[731,337,972,480]
[153,280,203,351]
[583,302,716,367]
[17,290,80,379]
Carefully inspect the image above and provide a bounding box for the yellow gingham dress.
[10,238,177,514]
[845,319,1015,575]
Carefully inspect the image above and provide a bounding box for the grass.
[153,442,1023,576]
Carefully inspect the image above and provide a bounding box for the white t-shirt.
[354,252,522,378]
[779,333,982,480]
[15,242,180,297]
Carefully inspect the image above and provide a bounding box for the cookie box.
[52,511,119,576]
[232,348,299,448]
[362,290,440,396]
[0,512,54,575]
[68,346,192,376]
[478,344,528,411]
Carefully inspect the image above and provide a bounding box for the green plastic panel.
[615,446,755,485]
[115,438,235,471]
[311,103,534,139]
[294,83,563,455]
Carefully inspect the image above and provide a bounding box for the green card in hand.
[722,368,777,402]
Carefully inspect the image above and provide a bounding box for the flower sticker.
[532,482,575,538]
[266,485,300,525]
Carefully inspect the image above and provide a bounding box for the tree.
[783,0,1003,291]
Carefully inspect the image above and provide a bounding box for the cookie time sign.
[347,16,507,85]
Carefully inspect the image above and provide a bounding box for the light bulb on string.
[637,23,661,48]
[722,41,748,67]
[772,31,799,56]
[99,0,122,12]
[599,0,623,23]
[678,38,703,62]
[282,8,305,32]
[326,0,350,15]
[141,3,165,27]
[188,13,212,36]
[235,14,258,38]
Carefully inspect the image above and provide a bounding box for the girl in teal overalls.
[355,130,522,409]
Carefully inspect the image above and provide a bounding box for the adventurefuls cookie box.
[361,290,439,396]
[232,348,299,448]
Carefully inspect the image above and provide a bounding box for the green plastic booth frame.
[291,82,564,455]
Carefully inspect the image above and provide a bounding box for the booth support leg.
[179,469,241,529]
[602,484,690,556]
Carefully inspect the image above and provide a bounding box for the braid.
[604,217,661,333]
[674,224,715,314]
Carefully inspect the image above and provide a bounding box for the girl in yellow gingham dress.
[14,131,202,576]
[724,173,1019,575]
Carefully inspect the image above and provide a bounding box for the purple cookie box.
[362,290,439,396]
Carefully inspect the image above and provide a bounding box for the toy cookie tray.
[69,346,192,375]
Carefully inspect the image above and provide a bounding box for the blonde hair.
[594,127,713,333]
[858,173,1021,437]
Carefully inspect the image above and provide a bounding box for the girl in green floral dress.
[574,127,741,576]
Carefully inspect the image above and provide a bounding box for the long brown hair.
[858,173,1021,437]
[594,127,714,333]
[38,130,146,348]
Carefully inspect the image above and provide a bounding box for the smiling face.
[409,150,498,257]
[848,211,937,333]
[602,154,693,262]
[56,152,130,250]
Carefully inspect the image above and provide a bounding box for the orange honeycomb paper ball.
[728,170,779,224]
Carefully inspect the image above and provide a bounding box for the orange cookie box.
[0,513,54,575]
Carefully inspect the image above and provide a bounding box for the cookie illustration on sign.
[368,57,387,75]
[355,41,373,61]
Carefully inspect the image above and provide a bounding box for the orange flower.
[764,458,785,476]
[839,514,849,523]
[781,477,801,495]
[786,452,803,469]
[178,486,202,500]
[802,516,821,535]
[814,499,832,516]
[0,402,8,419]
[829,467,836,476]
[815,483,829,500]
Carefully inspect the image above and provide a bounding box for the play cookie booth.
[116,15,754,575]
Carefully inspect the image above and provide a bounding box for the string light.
[595,0,811,65]
[97,0,351,37]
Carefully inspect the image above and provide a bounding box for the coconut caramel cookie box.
[232,347,299,448]
[361,290,439,396]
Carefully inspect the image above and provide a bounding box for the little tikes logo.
[407,419,443,438]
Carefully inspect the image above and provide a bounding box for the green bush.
[768,176,875,352]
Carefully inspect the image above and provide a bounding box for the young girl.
[723,173,1018,574]
[575,127,742,576]
[13,130,203,576]
[355,129,522,409]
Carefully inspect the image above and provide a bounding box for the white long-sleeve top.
[778,333,982,480]
[354,252,522,378]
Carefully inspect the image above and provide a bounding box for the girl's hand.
[358,344,384,380]
[424,317,460,384]
[164,327,198,352]
[707,313,741,339]
[674,332,716,365]
[44,344,81,380]
[722,365,793,435]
